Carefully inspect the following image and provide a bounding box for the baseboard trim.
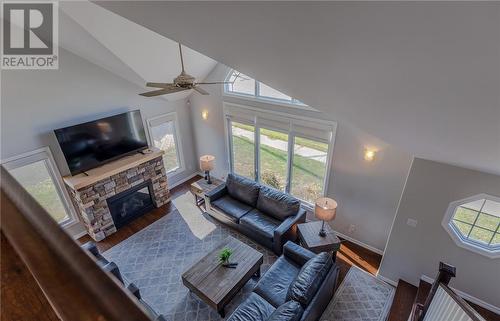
[376,274,399,287]
[334,230,384,255]
[421,275,500,315]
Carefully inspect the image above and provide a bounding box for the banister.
[0,166,153,321]
[438,284,484,321]
[418,261,456,321]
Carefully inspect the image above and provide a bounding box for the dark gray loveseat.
[206,173,306,254]
[81,242,166,321]
[227,241,339,321]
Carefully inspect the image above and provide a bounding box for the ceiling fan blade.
[195,81,233,85]
[193,86,209,95]
[146,82,176,88]
[139,87,189,97]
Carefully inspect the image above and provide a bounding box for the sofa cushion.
[256,186,300,221]
[226,173,260,207]
[240,209,280,242]
[253,256,301,308]
[267,301,304,321]
[212,195,253,223]
[286,252,333,307]
[226,292,276,321]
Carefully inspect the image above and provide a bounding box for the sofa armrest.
[126,283,141,299]
[273,208,307,254]
[81,241,100,257]
[102,262,124,284]
[283,241,315,266]
[205,184,227,202]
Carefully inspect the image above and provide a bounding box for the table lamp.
[315,197,337,237]
[200,155,215,184]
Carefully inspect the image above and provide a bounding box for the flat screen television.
[54,110,148,175]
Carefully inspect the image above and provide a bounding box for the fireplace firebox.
[107,180,155,229]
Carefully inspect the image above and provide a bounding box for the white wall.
[379,158,500,309]
[190,64,413,252]
[1,48,199,236]
[98,1,500,176]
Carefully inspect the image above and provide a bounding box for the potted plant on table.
[219,247,237,268]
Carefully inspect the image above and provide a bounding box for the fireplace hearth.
[107,181,155,229]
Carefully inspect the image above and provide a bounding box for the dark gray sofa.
[206,173,306,254]
[81,242,166,321]
[227,241,339,321]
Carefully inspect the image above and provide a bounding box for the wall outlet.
[406,218,418,228]
[348,224,356,233]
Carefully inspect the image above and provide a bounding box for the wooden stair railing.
[411,262,484,321]
[0,166,153,321]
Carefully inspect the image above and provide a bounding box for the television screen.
[54,110,148,175]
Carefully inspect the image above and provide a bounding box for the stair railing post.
[418,262,456,321]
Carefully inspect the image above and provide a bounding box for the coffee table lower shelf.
[181,236,264,317]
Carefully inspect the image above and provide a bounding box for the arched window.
[442,194,500,258]
[224,70,309,108]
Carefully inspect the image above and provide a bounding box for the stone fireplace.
[63,151,170,241]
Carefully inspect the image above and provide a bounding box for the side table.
[190,177,224,206]
[297,221,341,260]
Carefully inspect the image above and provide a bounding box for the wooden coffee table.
[181,236,263,317]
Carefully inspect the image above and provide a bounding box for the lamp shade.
[200,155,215,171]
[315,197,337,221]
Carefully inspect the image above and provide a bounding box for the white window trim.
[442,193,500,259]
[145,112,185,177]
[1,147,78,228]
[223,102,336,208]
[223,70,318,112]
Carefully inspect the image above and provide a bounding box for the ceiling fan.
[140,44,232,97]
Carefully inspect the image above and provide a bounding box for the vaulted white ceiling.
[96,1,500,175]
[59,1,217,101]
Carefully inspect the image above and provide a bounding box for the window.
[291,137,329,204]
[230,121,255,179]
[259,128,289,191]
[2,147,75,225]
[225,103,336,206]
[443,194,500,258]
[146,112,184,175]
[225,70,309,108]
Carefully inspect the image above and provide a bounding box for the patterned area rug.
[103,192,277,321]
[320,266,395,321]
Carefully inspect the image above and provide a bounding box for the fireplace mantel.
[63,149,164,190]
[63,149,170,241]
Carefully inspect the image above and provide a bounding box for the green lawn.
[452,206,500,244]
[232,135,325,203]
[10,161,68,223]
[233,122,329,153]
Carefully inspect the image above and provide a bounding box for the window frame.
[442,193,500,259]
[145,112,185,177]
[224,102,336,208]
[224,70,317,111]
[1,147,78,227]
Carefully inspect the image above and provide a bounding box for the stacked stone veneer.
[67,156,170,241]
